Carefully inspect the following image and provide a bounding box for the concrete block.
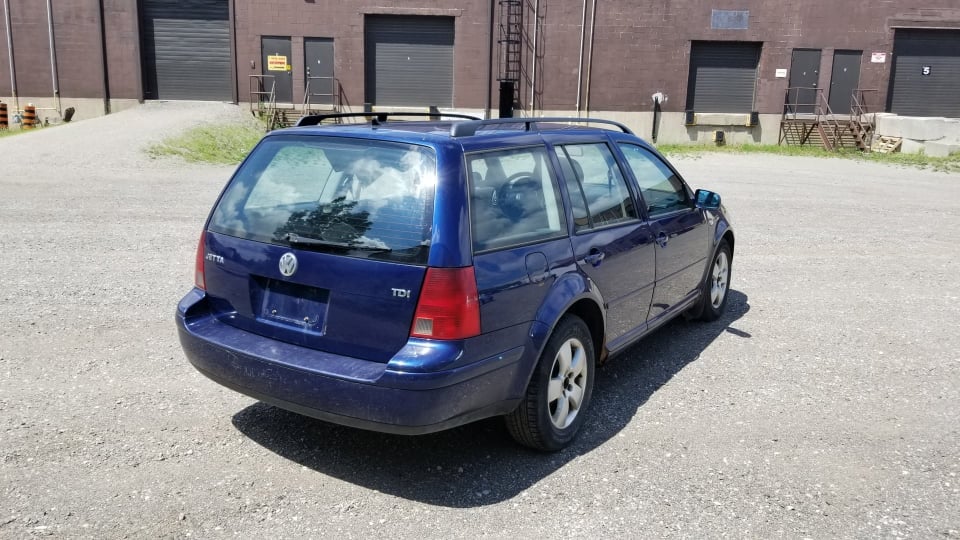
[875,114,960,142]
[924,141,960,158]
[901,139,925,154]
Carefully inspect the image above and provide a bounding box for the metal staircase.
[780,87,876,152]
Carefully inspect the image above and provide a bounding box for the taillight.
[410,267,481,340]
[194,232,206,290]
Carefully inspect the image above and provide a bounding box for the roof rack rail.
[296,111,482,127]
[449,117,635,137]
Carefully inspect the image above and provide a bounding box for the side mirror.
[695,189,721,210]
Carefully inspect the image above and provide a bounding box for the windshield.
[208,135,437,264]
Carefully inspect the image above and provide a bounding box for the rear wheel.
[506,315,595,451]
[697,240,732,321]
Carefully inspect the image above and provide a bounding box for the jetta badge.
[278,252,298,277]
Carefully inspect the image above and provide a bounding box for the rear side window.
[209,136,437,264]
[555,143,637,231]
[467,147,566,252]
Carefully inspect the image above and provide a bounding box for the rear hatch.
[201,134,438,362]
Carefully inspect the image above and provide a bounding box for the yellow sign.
[267,55,288,71]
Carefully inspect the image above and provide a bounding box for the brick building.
[2,1,959,144]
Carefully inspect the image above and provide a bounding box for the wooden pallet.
[872,136,902,154]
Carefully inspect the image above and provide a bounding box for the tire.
[697,239,732,322]
[506,315,595,451]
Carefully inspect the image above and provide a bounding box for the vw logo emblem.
[278,252,298,277]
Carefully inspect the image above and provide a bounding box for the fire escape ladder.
[498,0,523,107]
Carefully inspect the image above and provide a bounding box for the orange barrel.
[0,102,7,129]
[22,105,37,129]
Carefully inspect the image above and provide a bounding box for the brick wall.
[0,0,139,101]
[230,0,960,115]
[234,0,492,109]
[531,0,960,114]
[3,1,960,114]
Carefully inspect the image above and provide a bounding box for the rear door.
[617,143,709,322]
[467,145,573,333]
[203,135,438,362]
[551,140,656,343]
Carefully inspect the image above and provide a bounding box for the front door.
[788,49,822,114]
[261,36,293,104]
[617,144,709,322]
[829,50,862,114]
[304,38,335,108]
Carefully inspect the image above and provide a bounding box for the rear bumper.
[176,290,528,435]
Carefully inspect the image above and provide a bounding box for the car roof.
[266,117,651,153]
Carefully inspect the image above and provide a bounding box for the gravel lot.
[1,102,958,538]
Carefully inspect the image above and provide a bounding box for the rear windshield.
[208,135,437,264]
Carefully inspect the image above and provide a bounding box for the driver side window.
[618,144,693,216]
[467,147,566,252]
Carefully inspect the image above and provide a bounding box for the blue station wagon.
[176,114,734,451]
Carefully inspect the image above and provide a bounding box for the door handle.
[656,232,669,248]
[584,248,605,267]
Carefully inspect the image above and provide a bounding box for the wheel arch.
[564,298,605,365]
[721,228,735,257]
[522,272,607,391]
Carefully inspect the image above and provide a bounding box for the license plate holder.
[260,279,329,332]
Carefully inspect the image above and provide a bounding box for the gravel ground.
[1,102,958,538]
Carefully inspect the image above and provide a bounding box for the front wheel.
[697,240,732,321]
[506,315,595,451]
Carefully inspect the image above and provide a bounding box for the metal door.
[140,0,232,101]
[889,29,960,117]
[828,50,862,114]
[685,41,761,113]
[303,38,335,108]
[788,49,821,114]
[364,16,454,107]
[261,36,293,104]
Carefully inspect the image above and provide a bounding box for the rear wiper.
[283,233,392,252]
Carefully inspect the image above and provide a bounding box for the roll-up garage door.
[686,41,761,113]
[141,0,232,101]
[889,29,960,118]
[365,16,454,107]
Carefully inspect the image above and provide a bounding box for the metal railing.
[249,75,278,128]
[302,76,340,116]
[249,75,276,112]
[781,87,852,151]
[851,88,878,143]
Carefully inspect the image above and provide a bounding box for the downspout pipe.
[485,0,494,119]
[45,0,61,115]
[96,0,110,114]
[583,0,597,115]
[3,0,17,113]
[575,0,587,117]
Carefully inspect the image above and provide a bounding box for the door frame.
[260,35,293,104]
[828,50,862,114]
[303,37,335,108]
[787,48,823,114]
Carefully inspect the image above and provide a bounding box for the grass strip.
[655,143,960,173]
[147,121,266,165]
